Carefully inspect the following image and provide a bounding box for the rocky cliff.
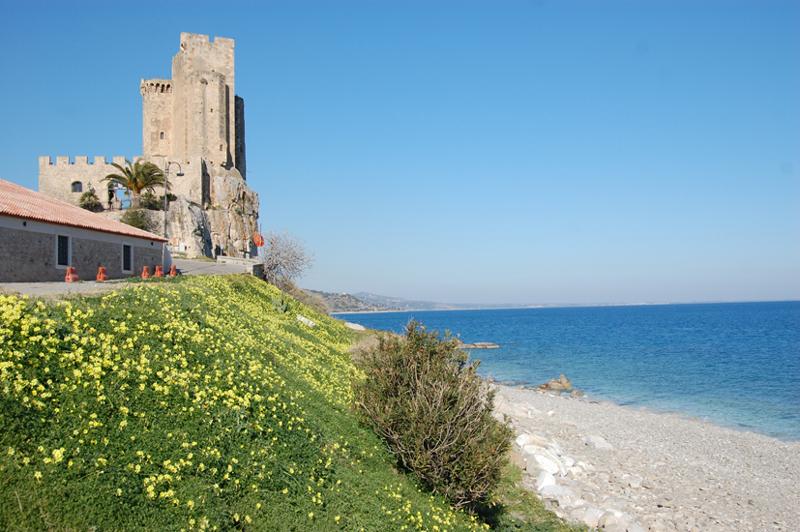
[102,169,259,259]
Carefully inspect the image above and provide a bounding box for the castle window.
[71,181,83,193]
[160,131,165,140]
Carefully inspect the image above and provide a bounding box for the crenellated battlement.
[140,79,173,95]
[39,155,130,168]
[179,32,234,51]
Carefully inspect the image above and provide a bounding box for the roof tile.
[0,179,166,242]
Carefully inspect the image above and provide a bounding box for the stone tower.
[39,33,259,259]
[141,33,245,177]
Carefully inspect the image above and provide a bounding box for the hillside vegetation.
[0,276,486,530]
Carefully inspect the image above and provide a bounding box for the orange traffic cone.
[141,266,150,279]
[154,265,163,278]
[96,266,108,282]
[168,264,178,277]
[64,266,79,283]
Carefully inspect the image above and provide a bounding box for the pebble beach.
[493,384,800,531]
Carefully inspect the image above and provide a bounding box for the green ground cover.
[0,275,570,531]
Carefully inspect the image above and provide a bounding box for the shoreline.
[492,383,800,531]
[488,378,798,444]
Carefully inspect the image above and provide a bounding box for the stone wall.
[0,218,162,282]
[38,155,128,206]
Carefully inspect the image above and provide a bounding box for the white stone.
[343,321,366,331]
[521,443,545,456]
[572,506,605,528]
[517,432,550,448]
[562,456,575,468]
[535,471,556,491]
[568,466,584,477]
[599,511,635,532]
[296,314,316,327]
[547,441,564,455]
[583,434,614,450]
[540,484,574,500]
[515,433,531,447]
[533,454,561,475]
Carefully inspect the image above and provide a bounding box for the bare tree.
[261,232,313,288]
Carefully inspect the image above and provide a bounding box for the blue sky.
[1,0,798,304]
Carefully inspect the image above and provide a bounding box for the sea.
[336,301,800,441]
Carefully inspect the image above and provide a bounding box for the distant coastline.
[333,298,800,316]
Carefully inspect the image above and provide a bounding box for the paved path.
[0,259,257,298]
[172,259,254,276]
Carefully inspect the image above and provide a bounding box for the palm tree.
[103,159,167,209]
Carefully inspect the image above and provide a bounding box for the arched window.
[160,131,165,140]
[71,181,83,193]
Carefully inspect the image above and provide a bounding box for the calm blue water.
[336,302,800,440]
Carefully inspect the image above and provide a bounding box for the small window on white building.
[160,131,165,140]
[122,244,132,272]
[56,235,70,268]
[71,181,83,193]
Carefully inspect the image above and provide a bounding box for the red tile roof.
[0,179,166,242]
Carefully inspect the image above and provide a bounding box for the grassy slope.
[0,275,570,531]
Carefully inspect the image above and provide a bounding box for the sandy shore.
[492,384,800,531]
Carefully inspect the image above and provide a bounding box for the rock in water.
[537,373,574,393]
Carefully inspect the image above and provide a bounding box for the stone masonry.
[0,225,162,282]
[38,33,260,258]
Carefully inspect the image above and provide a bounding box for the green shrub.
[120,208,153,232]
[354,321,513,509]
[140,191,177,210]
[78,190,103,212]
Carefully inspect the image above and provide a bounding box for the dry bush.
[354,321,513,509]
[261,232,312,288]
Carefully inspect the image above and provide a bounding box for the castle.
[38,33,260,258]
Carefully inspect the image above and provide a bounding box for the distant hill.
[353,292,459,311]
[305,289,463,313]
[304,289,384,312]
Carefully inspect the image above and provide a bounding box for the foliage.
[103,159,167,208]
[140,192,178,211]
[354,322,514,510]
[0,276,492,531]
[271,294,290,313]
[140,191,163,210]
[78,189,103,212]
[491,462,583,531]
[120,208,154,232]
[261,232,312,288]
